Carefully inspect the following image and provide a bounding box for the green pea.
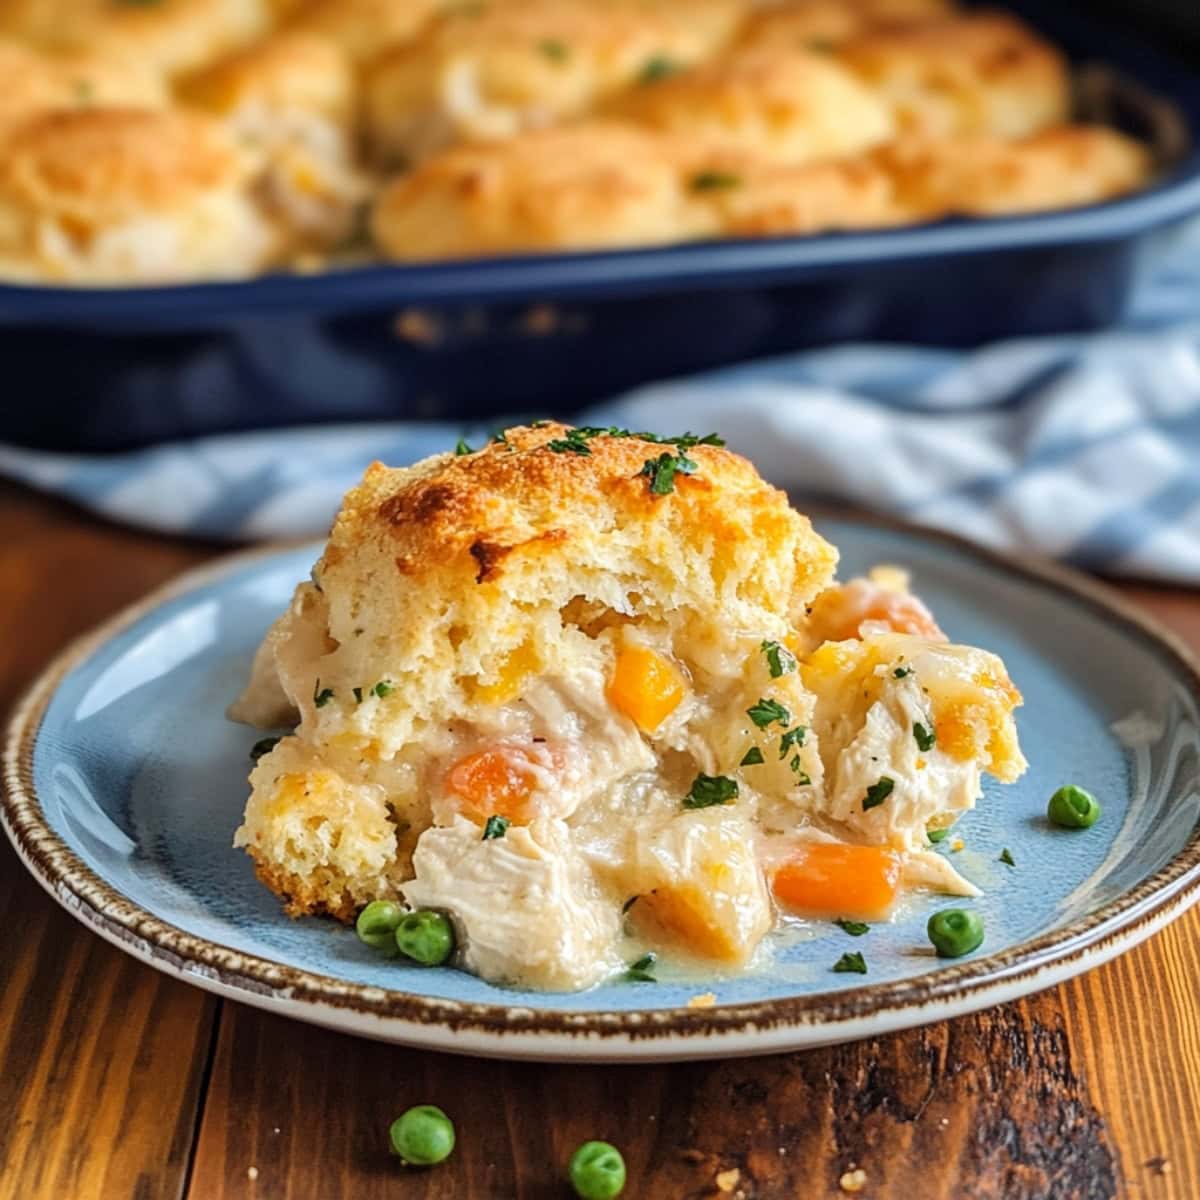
[356,900,404,952]
[388,1105,455,1166]
[395,910,455,966]
[569,1140,626,1199]
[1047,784,1101,829]
[927,908,984,958]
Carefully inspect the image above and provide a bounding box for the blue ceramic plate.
[5,520,1200,1061]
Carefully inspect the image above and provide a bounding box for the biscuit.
[363,0,745,166]
[686,153,899,237]
[877,125,1153,219]
[838,10,1070,140]
[179,33,367,250]
[610,45,894,166]
[0,38,167,136]
[371,122,711,260]
[284,0,445,63]
[0,0,272,75]
[0,107,276,282]
[737,0,957,54]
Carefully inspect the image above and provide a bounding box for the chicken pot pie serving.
[232,425,1026,991]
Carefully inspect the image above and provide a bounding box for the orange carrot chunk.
[772,843,902,921]
[445,744,559,825]
[606,645,685,733]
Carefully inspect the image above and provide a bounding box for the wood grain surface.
[0,485,1197,1200]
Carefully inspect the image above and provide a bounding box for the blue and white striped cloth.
[4,221,1200,582]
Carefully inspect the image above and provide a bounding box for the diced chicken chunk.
[803,632,1025,849]
[403,817,620,990]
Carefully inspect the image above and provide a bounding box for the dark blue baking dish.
[9,0,1200,451]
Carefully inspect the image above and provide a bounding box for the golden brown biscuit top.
[839,9,1063,82]
[876,125,1153,217]
[320,422,832,605]
[737,0,954,53]
[0,37,168,132]
[370,122,706,259]
[0,0,270,73]
[285,0,444,61]
[0,107,250,221]
[374,0,741,77]
[177,31,352,123]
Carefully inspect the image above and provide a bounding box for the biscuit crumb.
[393,308,442,345]
[1145,1156,1172,1176]
[247,1166,259,1181]
[689,992,717,1009]
[521,303,559,335]
[951,838,965,852]
[840,1167,867,1192]
[715,1167,740,1192]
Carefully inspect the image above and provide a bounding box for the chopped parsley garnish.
[372,680,394,698]
[639,54,680,83]
[639,450,697,495]
[353,687,363,703]
[913,722,936,752]
[249,736,281,762]
[313,681,334,708]
[747,698,790,729]
[778,726,807,758]
[761,640,797,678]
[789,758,811,784]
[690,170,741,192]
[862,777,894,811]
[646,431,724,449]
[482,815,510,840]
[927,828,950,844]
[833,951,867,974]
[625,952,658,982]
[545,426,722,456]
[622,895,639,914]
[999,847,1015,867]
[547,431,592,455]
[538,38,569,62]
[740,746,765,766]
[893,666,913,678]
[835,919,869,937]
[490,429,509,445]
[683,774,739,809]
[454,437,472,455]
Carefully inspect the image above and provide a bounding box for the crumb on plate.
[840,1167,867,1192]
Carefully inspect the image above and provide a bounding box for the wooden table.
[1,483,1197,1200]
